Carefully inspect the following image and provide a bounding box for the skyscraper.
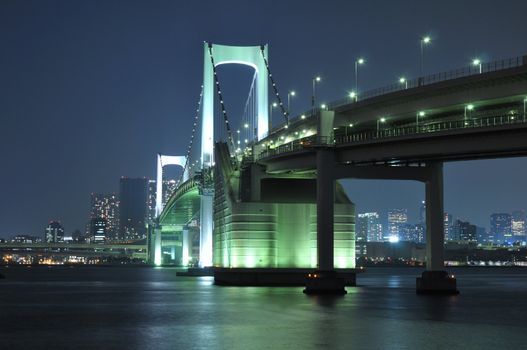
[44,221,65,243]
[490,213,512,244]
[511,210,526,244]
[387,209,407,240]
[444,213,453,241]
[90,217,107,243]
[90,193,119,240]
[357,212,383,242]
[452,220,477,243]
[119,177,147,241]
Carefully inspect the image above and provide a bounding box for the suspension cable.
[260,45,289,125]
[176,84,203,187]
[208,43,237,155]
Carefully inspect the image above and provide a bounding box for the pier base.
[303,270,347,295]
[416,270,459,295]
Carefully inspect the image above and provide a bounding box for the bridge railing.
[257,135,333,159]
[336,113,526,145]
[322,55,525,110]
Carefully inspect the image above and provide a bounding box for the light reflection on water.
[1,266,526,350]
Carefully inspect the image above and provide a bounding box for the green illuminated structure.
[213,143,355,269]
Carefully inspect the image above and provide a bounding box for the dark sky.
[1,0,527,238]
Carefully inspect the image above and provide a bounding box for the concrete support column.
[417,161,458,294]
[304,147,346,294]
[199,195,213,267]
[425,161,444,271]
[316,148,335,271]
[182,227,190,266]
[154,226,162,266]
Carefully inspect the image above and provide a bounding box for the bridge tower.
[152,154,188,266]
[199,43,269,267]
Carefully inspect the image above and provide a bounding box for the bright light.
[422,36,431,44]
[467,104,474,111]
[357,58,365,64]
[272,102,278,107]
[302,129,307,133]
[280,136,285,140]
[388,235,399,243]
[237,129,240,134]
[244,123,249,128]
[315,76,321,82]
[284,124,289,129]
[349,123,354,127]
[244,139,248,143]
[290,91,296,96]
[472,59,481,66]
[380,117,386,122]
[301,114,306,119]
[349,91,357,98]
[399,77,406,84]
[418,111,425,117]
[321,103,327,109]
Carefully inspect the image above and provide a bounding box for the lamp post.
[399,77,408,89]
[523,97,526,122]
[464,104,474,125]
[355,58,365,93]
[269,102,277,129]
[420,36,431,76]
[288,90,296,115]
[416,111,425,130]
[377,117,386,133]
[472,59,482,74]
[349,91,357,102]
[312,76,321,109]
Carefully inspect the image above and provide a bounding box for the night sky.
[1,0,527,238]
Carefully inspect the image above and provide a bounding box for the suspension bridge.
[148,42,527,294]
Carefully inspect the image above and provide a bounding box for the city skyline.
[1,0,527,237]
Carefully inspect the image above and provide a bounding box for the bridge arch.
[156,154,188,217]
[201,43,269,167]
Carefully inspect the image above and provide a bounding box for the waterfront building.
[511,210,526,244]
[357,212,383,242]
[90,193,119,240]
[452,220,477,243]
[490,213,512,244]
[387,209,408,240]
[90,217,107,243]
[44,221,65,243]
[444,213,453,241]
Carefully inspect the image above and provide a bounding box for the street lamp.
[312,76,321,109]
[464,104,474,124]
[355,58,365,93]
[288,90,296,114]
[472,59,482,74]
[377,117,386,132]
[416,111,425,129]
[399,77,408,89]
[420,36,431,76]
[269,102,278,127]
[244,123,249,129]
[349,91,357,102]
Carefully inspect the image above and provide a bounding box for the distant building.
[387,209,407,240]
[71,229,85,243]
[452,220,477,243]
[147,179,179,223]
[490,213,512,244]
[511,210,526,244]
[419,200,426,225]
[357,212,383,242]
[90,193,119,240]
[11,235,40,243]
[90,217,107,243]
[119,177,147,241]
[476,226,487,244]
[44,221,65,243]
[444,213,453,241]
